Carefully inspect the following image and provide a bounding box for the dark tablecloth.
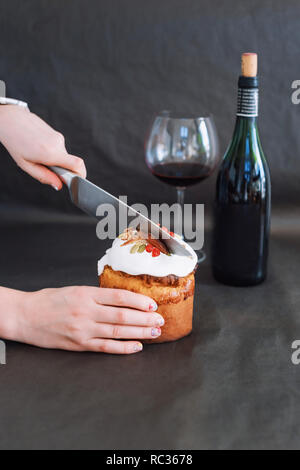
[0,217,299,450]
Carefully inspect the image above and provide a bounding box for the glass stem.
[176,187,185,237]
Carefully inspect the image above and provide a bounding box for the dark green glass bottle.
[212,53,271,286]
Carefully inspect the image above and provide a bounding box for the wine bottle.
[212,53,271,286]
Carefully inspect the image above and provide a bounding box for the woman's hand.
[0,105,86,190]
[0,286,163,354]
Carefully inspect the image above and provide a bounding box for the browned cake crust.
[99,265,195,343]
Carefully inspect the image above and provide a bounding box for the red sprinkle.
[152,248,160,257]
[146,244,153,253]
[169,231,174,237]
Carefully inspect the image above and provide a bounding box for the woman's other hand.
[0,105,86,190]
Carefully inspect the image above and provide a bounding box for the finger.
[93,305,164,327]
[51,153,87,179]
[94,288,158,312]
[92,323,162,340]
[87,339,143,355]
[19,161,63,190]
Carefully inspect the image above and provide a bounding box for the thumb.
[20,161,64,190]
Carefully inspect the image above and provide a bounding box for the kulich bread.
[97,227,197,344]
[99,266,195,343]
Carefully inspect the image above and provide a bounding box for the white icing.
[97,237,197,278]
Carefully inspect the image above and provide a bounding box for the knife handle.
[50,166,78,189]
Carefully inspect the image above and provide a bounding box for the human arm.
[0,104,86,190]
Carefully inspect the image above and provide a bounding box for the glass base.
[195,249,206,264]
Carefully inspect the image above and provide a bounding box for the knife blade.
[50,166,191,257]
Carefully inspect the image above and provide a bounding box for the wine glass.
[145,111,219,261]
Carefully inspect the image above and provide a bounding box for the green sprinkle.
[130,244,139,254]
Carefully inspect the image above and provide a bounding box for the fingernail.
[134,343,143,352]
[52,185,59,191]
[149,301,158,311]
[151,327,161,337]
[155,316,164,327]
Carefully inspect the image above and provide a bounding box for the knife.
[50,166,191,257]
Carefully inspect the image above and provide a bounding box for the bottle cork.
[241,53,257,77]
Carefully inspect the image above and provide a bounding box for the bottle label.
[237,88,258,117]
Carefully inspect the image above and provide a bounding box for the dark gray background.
[0,0,300,451]
[0,0,299,215]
